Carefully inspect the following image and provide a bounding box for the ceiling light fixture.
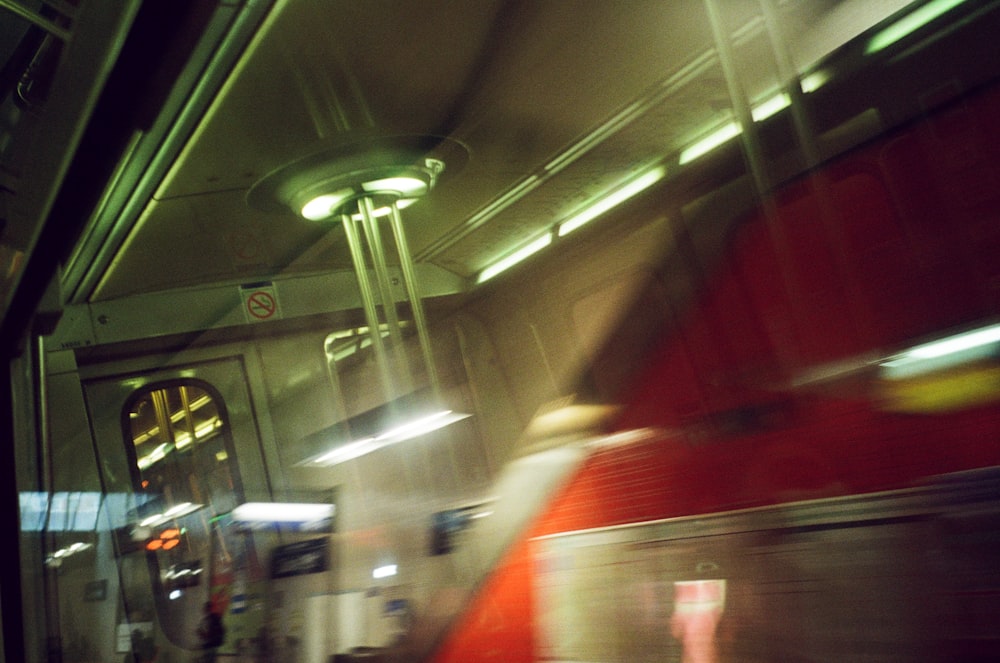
[248,134,468,403]
[231,502,335,531]
[750,92,791,122]
[303,390,472,467]
[865,0,967,55]
[476,233,553,284]
[678,121,741,165]
[137,502,203,528]
[558,166,667,237]
[247,134,467,222]
[310,409,471,466]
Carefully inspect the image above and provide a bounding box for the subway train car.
[1,1,999,662]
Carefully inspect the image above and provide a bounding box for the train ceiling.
[62,0,913,305]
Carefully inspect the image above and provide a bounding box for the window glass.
[123,380,240,647]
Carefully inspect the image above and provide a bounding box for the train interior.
[1,1,999,662]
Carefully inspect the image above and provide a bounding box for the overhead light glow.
[751,93,791,122]
[137,443,172,470]
[232,502,334,524]
[865,0,967,55]
[678,122,741,165]
[800,69,831,94]
[477,233,553,283]
[362,176,428,197]
[301,189,353,221]
[313,437,382,465]
[376,410,470,443]
[312,409,470,466]
[348,197,417,221]
[558,166,666,237]
[373,564,397,579]
[138,502,203,528]
[881,322,1000,379]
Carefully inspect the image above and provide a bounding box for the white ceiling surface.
[90,0,912,302]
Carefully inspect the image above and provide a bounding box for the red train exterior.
[432,73,1000,663]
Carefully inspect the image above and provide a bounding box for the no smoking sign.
[240,282,282,323]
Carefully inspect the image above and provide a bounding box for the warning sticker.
[240,283,282,323]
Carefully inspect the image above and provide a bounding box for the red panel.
[430,80,1000,663]
[431,536,536,663]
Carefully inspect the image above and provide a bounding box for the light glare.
[800,70,831,94]
[301,190,352,221]
[558,166,666,237]
[865,0,967,54]
[477,233,553,283]
[362,176,427,197]
[311,410,471,466]
[373,564,397,579]
[678,122,741,165]
[751,93,791,122]
[232,502,334,523]
[881,323,1000,379]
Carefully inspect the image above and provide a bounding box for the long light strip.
[558,166,667,237]
[750,92,791,122]
[232,502,334,524]
[865,0,967,55]
[373,564,397,579]
[881,322,1000,379]
[476,89,793,283]
[312,410,471,466]
[800,69,831,94]
[139,502,203,528]
[678,121,741,165]
[477,233,553,284]
[375,410,470,443]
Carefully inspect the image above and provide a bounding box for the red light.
[162,539,180,550]
[146,539,163,551]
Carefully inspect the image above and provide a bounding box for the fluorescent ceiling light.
[139,502,203,528]
[751,93,791,122]
[678,122,741,165]
[301,189,353,221]
[137,443,172,470]
[312,409,471,466]
[376,410,470,443]
[477,233,553,284]
[880,322,1000,379]
[348,197,416,221]
[373,564,397,579]
[865,0,967,55]
[800,69,831,94]
[362,176,428,197]
[313,437,384,465]
[232,502,334,524]
[558,166,666,237]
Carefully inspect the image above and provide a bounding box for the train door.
[80,350,277,659]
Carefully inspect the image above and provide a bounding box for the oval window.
[123,380,241,648]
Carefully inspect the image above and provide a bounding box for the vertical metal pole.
[704,0,804,378]
[358,197,413,393]
[703,0,771,196]
[341,213,395,400]
[756,0,821,169]
[388,201,441,399]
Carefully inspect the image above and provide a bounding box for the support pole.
[341,213,395,400]
[388,201,440,399]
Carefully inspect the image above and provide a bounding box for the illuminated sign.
[146,527,184,551]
